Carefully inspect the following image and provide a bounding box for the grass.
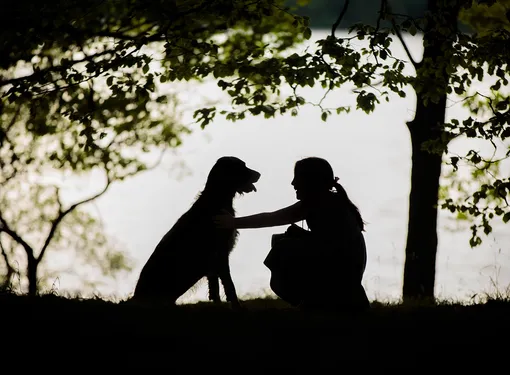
[1,290,509,370]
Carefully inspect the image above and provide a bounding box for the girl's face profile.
[292,161,333,201]
[291,168,310,200]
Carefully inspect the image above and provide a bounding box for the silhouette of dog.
[132,156,260,308]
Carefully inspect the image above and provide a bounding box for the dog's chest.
[175,204,239,257]
[215,228,238,254]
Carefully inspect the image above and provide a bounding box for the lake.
[57,30,510,304]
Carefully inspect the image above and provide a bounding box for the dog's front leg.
[218,255,241,310]
[207,272,221,303]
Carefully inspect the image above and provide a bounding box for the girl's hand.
[213,211,236,229]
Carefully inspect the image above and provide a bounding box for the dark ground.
[1,292,508,370]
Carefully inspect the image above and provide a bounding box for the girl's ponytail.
[333,177,365,232]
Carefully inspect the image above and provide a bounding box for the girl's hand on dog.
[213,210,235,229]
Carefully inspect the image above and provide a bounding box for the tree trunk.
[403,97,445,301]
[402,0,458,301]
[27,256,38,296]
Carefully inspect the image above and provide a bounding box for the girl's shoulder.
[301,193,340,216]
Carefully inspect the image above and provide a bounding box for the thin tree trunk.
[27,256,38,296]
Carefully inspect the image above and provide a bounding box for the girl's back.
[302,192,367,282]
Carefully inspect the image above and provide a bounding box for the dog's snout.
[250,169,261,182]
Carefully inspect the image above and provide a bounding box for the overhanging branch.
[391,17,420,68]
[332,0,350,38]
[0,49,117,90]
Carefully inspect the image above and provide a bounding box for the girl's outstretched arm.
[214,201,305,229]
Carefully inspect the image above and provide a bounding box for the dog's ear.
[205,161,235,190]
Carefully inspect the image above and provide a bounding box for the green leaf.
[450,156,459,171]
[496,101,508,111]
[303,28,312,40]
[503,212,510,224]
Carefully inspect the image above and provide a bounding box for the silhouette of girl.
[213,157,370,312]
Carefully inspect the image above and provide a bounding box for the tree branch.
[0,105,23,184]
[0,236,16,287]
[332,0,350,38]
[36,173,112,264]
[36,144,167,265]
[30,46,141,98]
[0,104,20,146]
[0,216,35,261]
[391,17,419,68]
[0,48,116,90]
[0,2,229,93]
[370,0,389,65]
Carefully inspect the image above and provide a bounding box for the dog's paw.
[208,296,221,303]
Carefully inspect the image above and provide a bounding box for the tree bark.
[402,0,459,301]
[403,97,445,300]
[27,256,38,296]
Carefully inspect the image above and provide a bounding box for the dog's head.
[205,156,261,196]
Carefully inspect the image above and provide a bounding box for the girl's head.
[292,157,336,200]
[292,157,365,231]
